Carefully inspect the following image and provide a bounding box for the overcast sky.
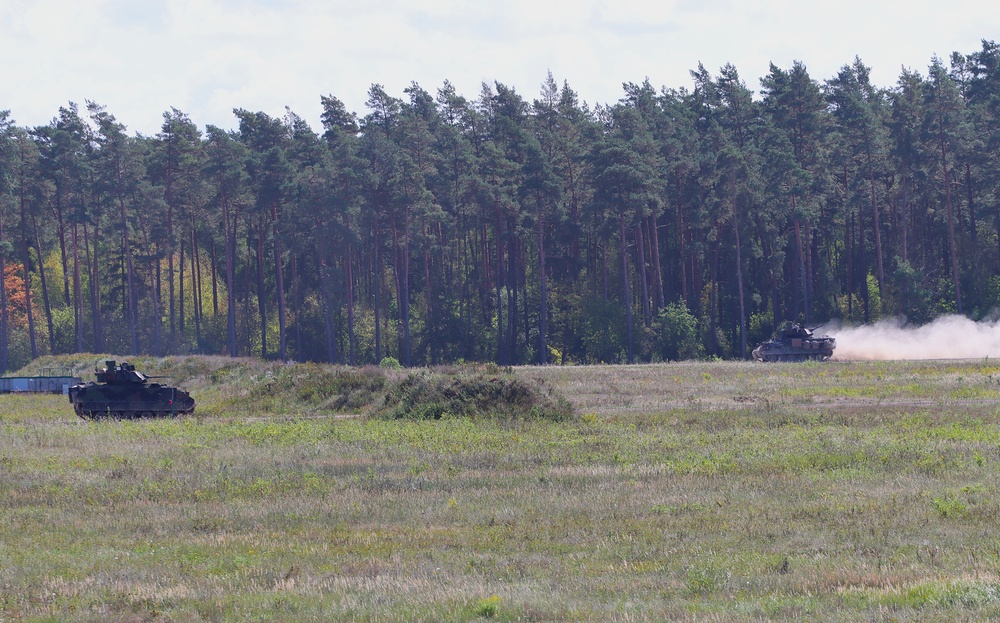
[1,0,995,136]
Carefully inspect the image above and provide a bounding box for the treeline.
[1,41,999,369]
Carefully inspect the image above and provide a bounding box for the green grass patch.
[377,368,573,421]
[6,357,1000,621]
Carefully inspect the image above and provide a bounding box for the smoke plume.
[822,315,1000,360]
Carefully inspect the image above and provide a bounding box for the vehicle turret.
[95,360,148,384]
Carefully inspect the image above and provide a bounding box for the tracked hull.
[752,335,836,362]
[69,360,195,419]
[70,383,195,419]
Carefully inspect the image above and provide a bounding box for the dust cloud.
[822,315,1000,360]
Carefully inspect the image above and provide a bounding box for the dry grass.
[2,357,1000,621]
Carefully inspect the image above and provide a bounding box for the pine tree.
[924,57,971,314]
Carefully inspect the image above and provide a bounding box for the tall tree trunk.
[424,246,435,364]
[506,223,517,365]
[226,225,236,357]
[650,214,665,310]
[17,175,38,359]
[271,204,287,360]
[941,138,963,314]
[521,241,530,356]
[82,222,103,352]
[677,202,687,306]
[317,230,336,363]
[55,194,70,306]
[602,239,609,301]
[210,240,219,316]
[635,223,651,328]
[734,213,747,359]
[72,223,82,353]
[392,226,403,361]
[292,254,301,361]
[901,172,910,265]
[255,222,267,358]
[402,209,411,367]
[710,236,719,355]
[537,204,547,364]
[195,224,204,325]
[190,222,202,345]
[479,224,491,329]
[495,215,505,364]
[179,223,185,334]
[806,223,814,318]
[20,241,37,360]
[858,206,870,323]
[846,197,853,317]
[244,233,253,355]
[691,234,700,318]
[794,215,810,326]
[867,157,885,299]
[764,240,779,324]
[0,208,8,372]
[166,161,176,338]
[82,223,93,332]
[116,182,138,355]
[32,215,55,354]
[151,243,162,355]
[346,242,356,365]
[966,163,977,245]
[135,204,162,355]
[374,218,382,364]
[458,221,469,359]
[619,214,634,363]
[222,190,238,357]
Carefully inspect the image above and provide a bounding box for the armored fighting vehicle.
[752,323,836,362]
[69,360,195,420]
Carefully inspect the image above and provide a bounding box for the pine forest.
[2,41,1000,370]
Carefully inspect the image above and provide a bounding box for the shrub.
[378,369,573,422]
[474,595,501,618]
[580,297,627,363]
[379,356,402,369]
[655,301,704,361]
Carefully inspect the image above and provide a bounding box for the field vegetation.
[3,355,1000,621]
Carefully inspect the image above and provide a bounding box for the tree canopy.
[2,42,1000,369]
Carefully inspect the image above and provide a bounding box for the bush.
[655,301,704,361]
[580,297,627,363]
[378,369,573,422]
[379,356,402,369]
[748,310,775,350]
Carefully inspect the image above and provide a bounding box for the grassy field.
[3,356,1000,621]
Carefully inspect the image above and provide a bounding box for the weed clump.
[473,595,501,617]
[378,369,574,422]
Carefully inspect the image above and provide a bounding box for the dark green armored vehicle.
[69,360,195,420]
[751,323,836,362]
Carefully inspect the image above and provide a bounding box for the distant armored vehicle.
[69,360,195,419]
[752,323,836,362]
